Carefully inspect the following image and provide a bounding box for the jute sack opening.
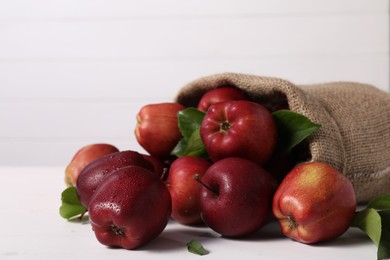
[175,72,390,203]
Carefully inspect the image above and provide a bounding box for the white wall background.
[0,0,389,166]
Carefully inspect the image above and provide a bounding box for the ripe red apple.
[88,166,171,249]
[64,143,119,187]
[166,156,211,225]
[135,102,185,159]
[196,157,278,237]
[200,100,277,166]
[76,150,153,208]
[272,161,356,244]
[197,87,249,112]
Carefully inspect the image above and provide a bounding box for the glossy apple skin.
[272,161,356,244]
[88,166,171,249]
[76,150,153,208]
[64,143,119,187]
[198,157,278,237]
[197,87,249,112]
[200,100,277,166]
[135,102,185,159]
[166,156,211,225]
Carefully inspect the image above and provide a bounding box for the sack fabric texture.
[175,72,390,203]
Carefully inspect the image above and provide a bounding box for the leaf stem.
[78,209,88,221]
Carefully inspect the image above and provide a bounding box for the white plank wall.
[0,0,389,166]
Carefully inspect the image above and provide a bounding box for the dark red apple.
[64,143,119,187]
[272,161,356,244]
[197,87,249,112]
[88,166,171,249]
[135,102,185,159]
[196,157,278,237]
[200,100,277,166]
[166,156,211,225]
[76,150,153,208]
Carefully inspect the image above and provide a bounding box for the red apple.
[135,102,185,159]
[88,166,171,249]
[272,161,356,244]
[197,87,249,112]
[64,143,119,187]
[196,157,278,237]
[76,150,153,208]
[166,156,211,225]
[200,100,277,166]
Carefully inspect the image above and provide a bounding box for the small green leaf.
[368,194,390,211]
[187,239,207,256]
[177,108,206,140]
[272,110,321,154]
[351,208,381,246]
[59,187,87,220]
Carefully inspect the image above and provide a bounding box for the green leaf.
[352,194,390,260]
[272,109,321,154]
[171,108,208,158]
[184,129,209,157]
[177,108,206,140]
[351,208,381,246]
[59,187,87,220]
[171,138,188,157]
[378,210,390,260]
[368,194,390,211]
[187,239,207,256]
[171,129,209,158]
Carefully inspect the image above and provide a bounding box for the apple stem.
[194,174,219,195]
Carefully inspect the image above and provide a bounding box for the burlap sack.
[175,72,390,203]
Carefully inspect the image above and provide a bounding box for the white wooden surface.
[0,0,389,166]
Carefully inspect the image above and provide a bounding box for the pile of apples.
[64,87,357,250]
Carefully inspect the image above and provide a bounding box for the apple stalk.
[194,174,219,196]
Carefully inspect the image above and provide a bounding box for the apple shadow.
[219,221,285,242]
[137,233,185,252]
[137,227,218,254]
[310,228,373,248]
[175,228,219,239]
